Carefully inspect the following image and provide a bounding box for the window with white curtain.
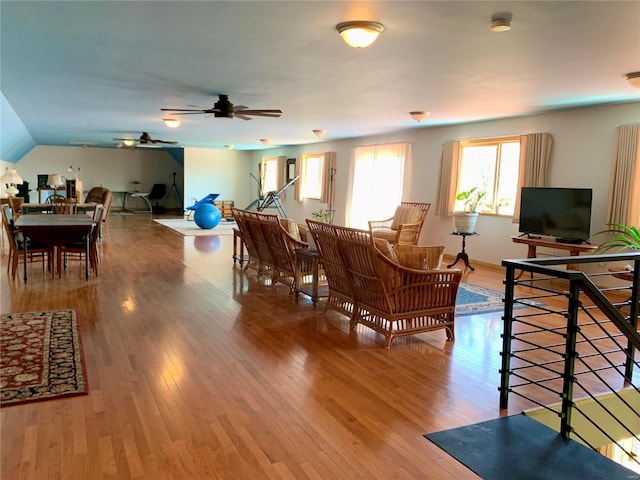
[299,153,324,199]
[348,142,411,229]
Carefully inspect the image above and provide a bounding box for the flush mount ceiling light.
[123,139,135,147]
[163,118,181,128]
[625,72,640,89]
[259,139,271,145]
[224,145,234,150]
[312,129,327,138]
[491,13,512,32]
[336,21,384,48]
[409,111,430,123]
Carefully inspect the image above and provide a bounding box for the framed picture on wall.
[37,174,49,188]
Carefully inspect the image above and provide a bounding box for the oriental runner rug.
[0,310,88,407]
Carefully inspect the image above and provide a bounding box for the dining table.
[15,214,96,282]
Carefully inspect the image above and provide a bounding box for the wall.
[4,146,184,209]
[183,147,254,209]
[250,102,640,266]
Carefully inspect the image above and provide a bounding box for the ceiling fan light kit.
[336,21,384,48]
[163,118,181,128]
[625,72,640,89]
[409,111,430,122]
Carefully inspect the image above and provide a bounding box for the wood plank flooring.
[1,215,538,479]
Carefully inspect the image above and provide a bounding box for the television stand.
[555,237,586,245]
[510,235,599,272]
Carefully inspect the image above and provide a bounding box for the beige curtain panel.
[606,123,640,225]
[435,140,460,216]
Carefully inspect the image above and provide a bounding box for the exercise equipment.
[194,203,221,229]
[185,193,220,220]
[245,176,298,217]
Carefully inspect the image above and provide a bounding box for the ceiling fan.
[161,94,282,121]
[113,132,178,146]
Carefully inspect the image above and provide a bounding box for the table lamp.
[47,174,64,189]
[1,167,23,197]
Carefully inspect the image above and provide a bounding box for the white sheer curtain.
[346,142,411,229]
[606,123,640,225]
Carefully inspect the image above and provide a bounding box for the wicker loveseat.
[307,219,462,348]
[231,208,316,292]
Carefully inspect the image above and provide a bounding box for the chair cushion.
[372,229,398,243]
[279,218,301,241]
[390,205,421,231]
[373,238,398,264]
[394,245,445,270]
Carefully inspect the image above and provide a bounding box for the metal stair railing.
[500,252,640,464]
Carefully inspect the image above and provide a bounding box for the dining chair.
[49,196,78,214]
[58,205,103,277]
[1,205,53,280]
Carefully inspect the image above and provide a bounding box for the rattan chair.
[368,201,431,246]
[48,195,77,214]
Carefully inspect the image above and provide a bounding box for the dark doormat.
[424,414,638,480]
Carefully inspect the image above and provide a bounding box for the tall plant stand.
[448,231,478,271]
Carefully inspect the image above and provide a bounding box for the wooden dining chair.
[49,196,77,214]
[58,205,103,277]
[1,205,53,280]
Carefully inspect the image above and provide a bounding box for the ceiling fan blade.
[241,109,282,114]
[154,140,178,145]
[161,108,219,114]
[113,137,139,142]
[233,105,248,110]
[234,113,252,121]
[243,112,283,118]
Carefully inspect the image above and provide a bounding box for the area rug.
[0,310,88,407]
[154,218,236,236]
[424,415,635,480]
[456,283,540,316]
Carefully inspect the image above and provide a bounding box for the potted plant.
[592,223,640,253]
[310,209,333,224]
[453,187,486,233]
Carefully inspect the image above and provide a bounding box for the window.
[348,142,411,228]
[261,156,280,194]
[455,137,520,216]
[299,153,324,199]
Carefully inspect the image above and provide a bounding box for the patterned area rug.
[456,283,539,316]
[0,310,88,407]
[154,218,237,236]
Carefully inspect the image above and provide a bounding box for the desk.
[124,192,152,213]
[15,214,95,282]
[37,186,66,202]
[21,202,99,214]
[448,231,478,271]
[510,236,598,270]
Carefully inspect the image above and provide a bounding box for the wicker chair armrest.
[394,221,423,245]
[368,218,394,231]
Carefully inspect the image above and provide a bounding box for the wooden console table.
[510,235,598,270]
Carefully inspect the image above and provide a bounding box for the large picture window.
[299,153,325,199]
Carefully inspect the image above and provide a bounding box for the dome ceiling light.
[625,72,640,89]
[336,21,384,48]
[409,111,430,122]
[491,13,512,32]
[313,129,327,138]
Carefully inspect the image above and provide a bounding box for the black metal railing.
[500,252,640,462]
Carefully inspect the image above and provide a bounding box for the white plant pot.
[454,212,479,234]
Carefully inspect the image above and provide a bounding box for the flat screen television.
[518,187,593,243]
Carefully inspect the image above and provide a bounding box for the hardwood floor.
[1,215,535,480]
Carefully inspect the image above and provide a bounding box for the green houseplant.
[310,209,333,224]
[454,187,486,233]
[592,223,640,253]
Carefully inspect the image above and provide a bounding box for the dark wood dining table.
[15,214,96,282]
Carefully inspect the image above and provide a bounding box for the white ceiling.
[1,1,639,151]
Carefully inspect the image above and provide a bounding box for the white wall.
[5,145,184,209]
[183,147,253,209]
[250,102,640,266]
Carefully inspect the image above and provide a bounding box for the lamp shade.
[336,21,384,48]
[1,167,23,184]
[625,72,640,89]
[47,174,65,187]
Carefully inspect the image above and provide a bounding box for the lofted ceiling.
[1,1,639,153]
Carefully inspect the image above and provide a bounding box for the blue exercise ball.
[194,203,221,229]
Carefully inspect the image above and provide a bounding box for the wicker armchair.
[368,201,431,246]
[308,220,462,348]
